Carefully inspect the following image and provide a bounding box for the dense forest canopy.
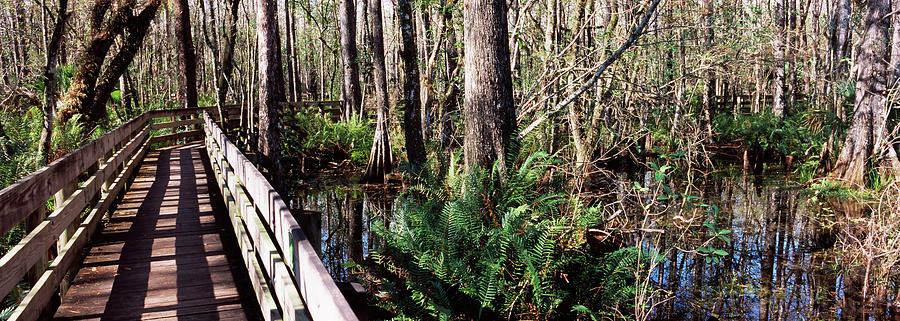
[2,0,900,319]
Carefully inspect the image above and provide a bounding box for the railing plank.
[0,125,149,300]
[148,130,204,144]
[0,114,149,237]
[203,113,357,321]
[150,118,204,130]
[9,135,151,321]
[148,105,240,119]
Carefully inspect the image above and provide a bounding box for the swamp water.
[288,171,888,320]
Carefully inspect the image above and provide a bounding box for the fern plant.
[372,150,648,320]
[0,281,29,321]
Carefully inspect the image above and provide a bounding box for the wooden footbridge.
[0,105,356,320]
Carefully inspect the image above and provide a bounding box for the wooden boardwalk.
[53,143,262,320]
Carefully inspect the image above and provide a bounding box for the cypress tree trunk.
[256,0,286,189]
[831,0,851,81]
[399,0,427,167]
[174,0,198,108]
[339,0,362,120]
[362,0,393,183]
[831,0,894,185]
[59,1,134,125]
[218,0,241,124]
[438,0,460,149]
[462,0,515,172]
[91,3,162,115]
[772,0,786,118]
[38,0,69,165]
[283,0,296,102]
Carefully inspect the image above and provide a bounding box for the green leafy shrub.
[712,109,838,161]
[372,152,647,320]
[0,107,42,188]
[283,112,373,166]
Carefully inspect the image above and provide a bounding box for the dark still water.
[288,171,890,320]
[650,174,843,320]
[289,186,395,282]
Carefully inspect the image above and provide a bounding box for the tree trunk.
[462,0,515,172]
[399,0,427,167]
[831,0,894,185]
[362,0,393,183]
[38,0,69,165]
[439,0,460,149]
[831,0,851,82]
[283,0,296,102]
[59,1,133,125]
[772,0,786,118]
[339,0,362,121]
[256,0,286,189]
[218,0,241,125]
[198,0,224,126]
[91,3,162,116]
[891,0,900,83]
[174,0,199,108]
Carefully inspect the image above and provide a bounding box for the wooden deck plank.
[54,143,262,321]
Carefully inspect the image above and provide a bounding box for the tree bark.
[256,0,286,189]
[772,0,786,118]
[399,0,427,167]
[38,0,69,165]
[218,0,241,125]
[174,0,198,108]
[339,0,363,120]
[283,0,296,102]
[831,0,895,185]
[439,0,460,149]
[59,0,137,125]
[462,0,515,172]
[831,0,851,81]
[363,0,393,183]
[91,3,161,116]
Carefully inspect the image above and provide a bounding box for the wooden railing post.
[55,178,78,298]
[24,207,48,285]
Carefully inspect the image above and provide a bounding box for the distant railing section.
[280,101,343,122]
[0,106,233,320]
[203,111,357,321]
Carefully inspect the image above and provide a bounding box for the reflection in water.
[291,187,394,282]
[653,175,843,320]
[290,174,890,320]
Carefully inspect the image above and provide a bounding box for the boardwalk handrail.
[0,106,225,320]
[0,105,354,320]
[203,111,358,321]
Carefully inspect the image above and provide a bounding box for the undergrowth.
[283,112,373,166]
[370,151,648,320]
[712,109,838,162]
